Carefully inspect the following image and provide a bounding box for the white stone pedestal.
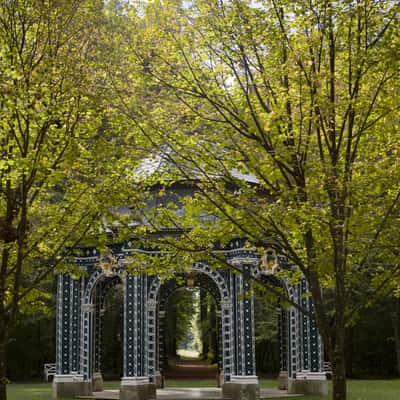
[288,372,328,396]
[52,375,88,399]
[222,376,260,400]
[154,371,164,388]
[119,377,156,400]
[92,372,104,392]
[277,370,288,390]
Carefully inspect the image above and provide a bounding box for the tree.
[101,283,124,379]
[163,288,198,359]
[390,295,400,376]
[199,290,218,363]
[0,1,143,399]
[254,289,280,375]
[6,289,55,381]
[107,1,400,399]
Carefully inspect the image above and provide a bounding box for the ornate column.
[71,277,82,376]
[223,260,259,400]
[241,264,256,377]
[221,299,233,382]
[154,309,165,388]
[278,306,289,390]
[287,301,301,388]
[81,301,95,395]
[286,279,327,396]
[92,286,103,391]
[216,309,223,387]
[147,299,163,388]
[52,274,85,399]
[121,274,155,400]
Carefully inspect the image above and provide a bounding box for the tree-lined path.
[165,357,217,381]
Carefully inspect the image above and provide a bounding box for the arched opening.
[163,288,201,360]
[198,289,219,365]
[101,280,124,381]
[253,273,290,390]
[150,269,226,388]
[81,272,124,392]
[161,287,220,385]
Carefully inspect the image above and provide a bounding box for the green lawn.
[6,379,400,400]
[7,383,53,400]
[259,379,400,400]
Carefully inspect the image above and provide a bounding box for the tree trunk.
[345,326,354,378]
[0,248,10,400]
[331,324,347,400]
[166,306,177,358]
[209,302,217,364]
[200,290,209,359]
[392,297,400,376]
[0,321,8,400]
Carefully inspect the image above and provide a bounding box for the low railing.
[44,363,56,381]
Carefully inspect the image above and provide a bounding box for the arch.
[146,262,233,384]
[148,261,230,302]
[83,268,125,306]
[81,269,125,382]
[157,272,222,311]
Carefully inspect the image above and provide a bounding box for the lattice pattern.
[54,242,325,390]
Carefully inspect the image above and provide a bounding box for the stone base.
[288,377,328,396]
[217,371,224,388]
[277,371,288,390]
[222,376,259,400]
[52,375,89,399]
[120,378,156,400]
[92,372,104,392]
[155,371,164,389]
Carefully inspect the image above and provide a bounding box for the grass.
[6,379,400,400]
[259,380,400,400]
[7,383,52,400]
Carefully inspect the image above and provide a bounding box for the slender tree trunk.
[0,177,13,400]
[0,247,10,400]
[331,322,347,400]
[200,290,209,359]
[209,302,217,364]
[345,326,354,378]
[0,317,8,400]
[392,297,400,376]
[167,306,177,358]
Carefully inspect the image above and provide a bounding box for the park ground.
[6,379,400,400]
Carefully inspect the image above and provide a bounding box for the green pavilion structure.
[52,160,328,400]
